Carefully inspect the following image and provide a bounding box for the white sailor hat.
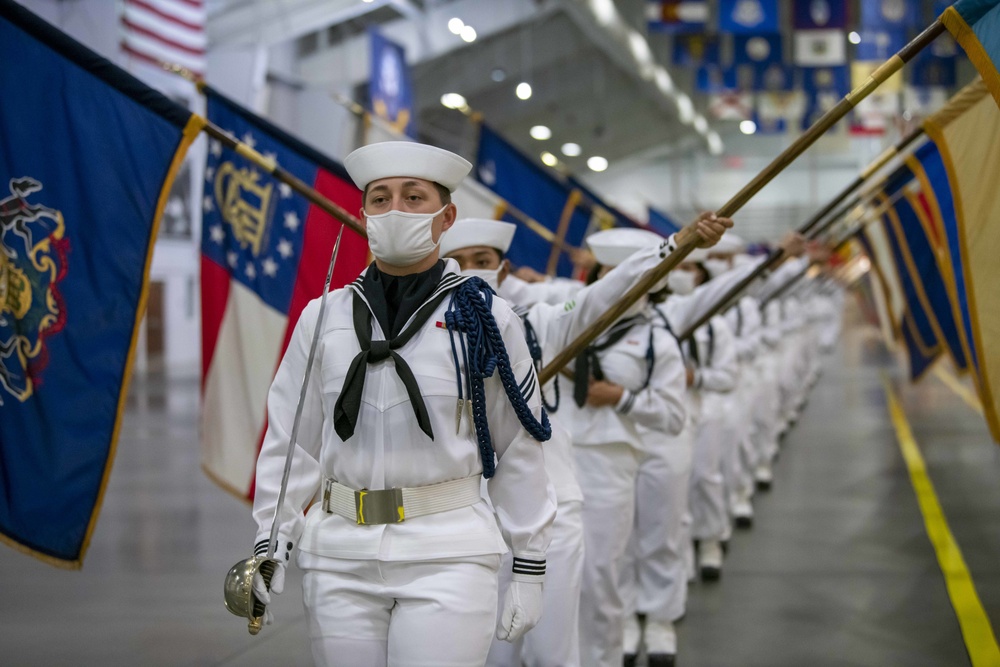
[344,141,472,192]
[711,233,745,255]
[586,227,663,267]
[440,218,517,257]
[683,247,711,263]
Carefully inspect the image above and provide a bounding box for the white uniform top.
[561,314,687,450]
[253,259,556,564]
[511,238,686,503]
[725,295,763,363]
[500,273,584,308]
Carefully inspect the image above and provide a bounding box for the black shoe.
[648,652,676,667]
[700,565,721,581]
[623,654,638,667]
[735,515,753,529]
[756,479,772,492]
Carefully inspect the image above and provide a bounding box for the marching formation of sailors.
[238,141,844,667]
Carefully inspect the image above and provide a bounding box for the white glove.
[496,580,543,642]
[251,559,286,606]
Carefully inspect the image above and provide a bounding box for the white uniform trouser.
[485,500,584,667]
[575,441,642,667]
[690,399,735,542]
[302,554,500,667]
[621,425,694,624]
[752,349,782,465]
[723,371,758,513]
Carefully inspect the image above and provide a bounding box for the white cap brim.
[712,233,745,254]
[440,218,517,257]
[586,227,664,267]
[344,141,472,192]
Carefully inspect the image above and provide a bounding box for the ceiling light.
[693,115,708,133]
[440,93,467,110]
[516,82,533,100]
[460,25,477,43]
[448,18,464,34]
[561,142,582,157]
[540,151,558,167]
[740,119,757,135]
[530,125,552,140]
[848,31,861,45]
[587,156,609,172]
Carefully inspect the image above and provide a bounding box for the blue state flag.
[734,33,783,67]
[476,125,591,277]
[942,0,1000,107]
[792,0,849,29]
[880,161,968,375]
[647,1,709,33]
[648,208,682,236]
[862,0,920,31]
[0,0,200,566]
[672,33,721,67]
[873,190,943,380]
[369,29,416,138]
[718,0,780,33]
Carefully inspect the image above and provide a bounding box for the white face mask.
[461,267,501,291]
[365,205,447,267]
[703,258,731,279]
[667,270,696,296]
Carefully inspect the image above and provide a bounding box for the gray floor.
[2,318,999,666]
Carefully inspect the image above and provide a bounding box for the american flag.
[120,0,206,79]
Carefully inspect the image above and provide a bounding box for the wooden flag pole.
[537,19,945,385]
[158,62,367,239]
[198,121,367,239]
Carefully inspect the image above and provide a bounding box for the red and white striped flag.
[120,0,205,79]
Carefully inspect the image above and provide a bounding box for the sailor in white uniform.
[563,229,690,667]
[441,215,732,667]
[247,142,557,667]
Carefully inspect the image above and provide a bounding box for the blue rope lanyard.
[522,316,560,413]
[444,278,552,478]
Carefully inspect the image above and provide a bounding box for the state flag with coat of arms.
[200,88,370,501]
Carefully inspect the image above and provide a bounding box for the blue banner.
[648,207,682,236]
[800,65,850,128]
[718,0,780,33]
[753,63,796,91]
[879,160,969,378]
[0,0,198,566]
[369,29,415,138]
[476,125,591,277]
[647,1,709,33]
[733,33,783,67]
[861,0,920,31]
[696,64,740,93]
[792,0,849,29]
[671,33,721,67]
[909,141,977,373]
[856,29,908,60]
[911,47,959,87]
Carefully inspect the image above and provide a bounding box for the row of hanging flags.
[650,0,963,134]
[0,0,998,567]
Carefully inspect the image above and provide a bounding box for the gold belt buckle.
[355,488,405,525]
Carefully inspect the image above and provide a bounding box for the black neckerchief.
[572,315,644,408]
[333,262,465,442]
[363,260,445,338]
